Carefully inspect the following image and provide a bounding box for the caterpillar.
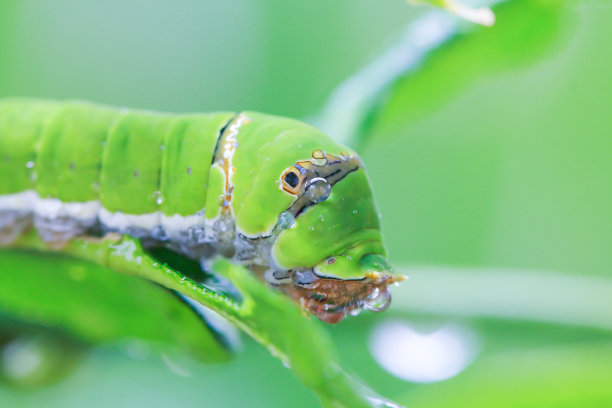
[0,99,402,323]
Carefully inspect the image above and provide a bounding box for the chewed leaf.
[409,0,495,26]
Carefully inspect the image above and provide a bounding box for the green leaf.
[6,231,402,408]
[318,0,572,148]
[398,341,612,407]
[0,323,84,388]
[0,248,232,363]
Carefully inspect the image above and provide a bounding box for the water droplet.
[305,178,330,203]
[352,209,359,214]
[25,161,34,169]
[318,214,325,222]
[364,287,391,312]
[308,226,315,231]
[277,211,295,229]
[159,144,165,151]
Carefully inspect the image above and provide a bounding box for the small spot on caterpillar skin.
[69,162,75,170]
[187,166,192,175]
[133,170,139,178]
[154,191,163,205]
[26,161,35,169]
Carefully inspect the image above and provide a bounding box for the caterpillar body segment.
[0,99,402,323]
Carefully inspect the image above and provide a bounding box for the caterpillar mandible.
[0,99,402,323]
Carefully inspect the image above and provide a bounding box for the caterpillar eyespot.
[280,167,303,194]
[0,98,403,323]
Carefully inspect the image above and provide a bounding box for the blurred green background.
[1,0,611,407]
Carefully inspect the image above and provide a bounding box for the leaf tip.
[447,1,496,27]
[408,0,496,27]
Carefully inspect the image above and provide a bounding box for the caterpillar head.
[223,113,404,323]
[270,150,404,323]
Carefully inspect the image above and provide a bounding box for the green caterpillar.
[0,99,401,323]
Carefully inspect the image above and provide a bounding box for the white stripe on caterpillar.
[0,189,210,246]
[98,207,160,234]
[161,211,206,240]
[0,191,38,212]
[35,198,100,222]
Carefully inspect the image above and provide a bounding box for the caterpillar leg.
[0,211,32,246]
